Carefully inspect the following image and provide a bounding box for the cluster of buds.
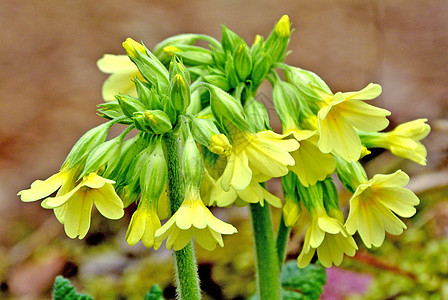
[19,15,430,269]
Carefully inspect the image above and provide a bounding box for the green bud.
[221,25,243,53]
[162,94,178,124]
[272,79,302,128]
[122,145,154,202]
[250,34,264,56]
[264,15,291,63]
[296,181,323,213]
[207,84,251,131]
[186,89,202,115]
[170,73,191,114]
[251,52,271,86]
[97,101,130,123]
[81,134,123,177]
[116,94,146,119]
[149,87,163,110]
[225,54,240,89]
[145,110,172,134]
[284,66,332,112]
[140,141,167,200]
[169,56,191,83]
[234,43,252,81]
[320,178,339,212]
[203,74,230,91]
[181,134,204,189]
[132,113,152,133]
[244,97,270,132]
[133,77,152,109]
[281,172,302,227]
[210,45,226,66]
[64,122,113,168]
[191,117,220,147]
[123,38,169,90]
[334,156,368,193]
[163,45,213,66]
[154,33,201,64]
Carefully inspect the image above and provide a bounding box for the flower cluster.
[19,15,429,270]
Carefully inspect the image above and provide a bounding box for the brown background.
[1,0,447,298]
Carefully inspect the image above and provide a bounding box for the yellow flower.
[126,198,162,249]
[18,165,79,223]
[221,129,299,191]
[284,129,335,187]
[41,173,124,239]
[155,188,237,251]
[361,118,430,165]
[209,176,282,208]
[315,83,391,162]
[122,37,146,58]
[298,207,357,268]
[97,54,144,101]
[345,170,419,248]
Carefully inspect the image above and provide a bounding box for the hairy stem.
[164,132,201,300]
[250,203,282,300]
[276,213,290,270]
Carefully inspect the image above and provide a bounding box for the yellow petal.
[63,191,93,239]
[125,209,146,246]
[92,184,124,220]
[221,151,251,191]
[340,100,390,132]
[342,83,382,101]
[97,54,136,73]
[18,172,66,202]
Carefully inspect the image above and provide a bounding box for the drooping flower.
[125,197,162,249]
[155,188,237,251]
[41,172,124,239]
[18,164,79,223]
[345,170,419,248]
[97,54,144,101]
[219,129,299,191]
[297,207,357,268]
[283,129,335,187]
[209,176,282,208]
[360,118,431,165]
[315,83,391,162]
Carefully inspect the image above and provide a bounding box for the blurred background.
[1,0,447,299]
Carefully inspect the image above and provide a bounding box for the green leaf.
[144,284,165,300]
[52,276,93,300]
[281,261,326,300]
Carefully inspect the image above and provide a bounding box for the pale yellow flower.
[97,54,144,101]
[41,173,124,239]
[126,198,162,249]
[298,207,357,268]
[155,188,237,251]
[209,176,282,208]
[315,83,391,162]
[221,129,299,191]
[284,129,335,187]
[345,170,419,248]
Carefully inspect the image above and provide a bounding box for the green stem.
[276,213,290,270]
[250,203,282,300]
[164,132,201,300]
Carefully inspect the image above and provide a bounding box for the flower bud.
[281,172,302,227]
[209,134,232,157]
[272,79,302,128]
[320,178,340,213]
[211,45,226,66]
[163,45,213,66]
[191,117,220,147]
[182,134,205,189]
[81,134,123,177]
[334,157,368,193]
[116,94,146,119]
[203,74,230,91]
[97,101,128,121]
[221,25,243,53]
[251,52,271,86]
[145,110,172,134]
[65,122,114,168]
[133,77,152,108]
[207,84,251,131]
[234,43,252,81]
[122,38,146,58]
[170,73,191,114]
[296,181,323,213]
[140,141,167,200]
[122,37,169,90]
[264,15,291,63]
[154,33,205,64]
[244,97,270,132]
[225,54,240,89]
